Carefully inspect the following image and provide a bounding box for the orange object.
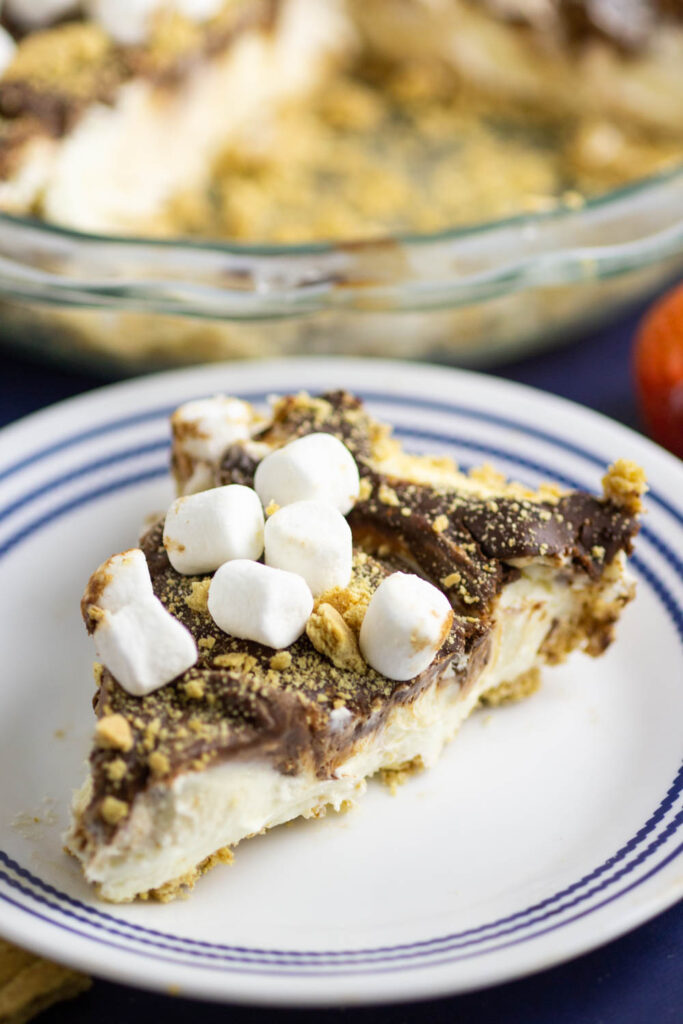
[633,284,683,458]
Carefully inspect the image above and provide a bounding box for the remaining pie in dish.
[0,0,679,238]
[65,390,647,903]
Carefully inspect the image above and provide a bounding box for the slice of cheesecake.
[65,391,646,903]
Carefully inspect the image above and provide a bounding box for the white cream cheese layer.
[66,564,629,903]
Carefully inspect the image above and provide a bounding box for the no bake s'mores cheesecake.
[66,391,646,903]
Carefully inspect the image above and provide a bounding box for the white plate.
[0,358,681,1008]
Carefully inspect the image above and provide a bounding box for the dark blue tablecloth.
[1,310,681,1024]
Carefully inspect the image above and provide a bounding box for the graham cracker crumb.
[306,603,366,673]
[480,667,541,706]
[270,651,292,671]
[95,714,133,752]
[142,718,161,751]
[213,652,257,672]
[99,796,129,826]
[468,464,506,489]
[378,483,400,507]
[140,846,234,903]
[442,571,461,588]
[104,758,127,783]
[148,751,171,777]
[380,756,424,794]
[185,578,211,614]
[92,662,104,688]
[184,679,205,700]
[358,477,373,501]
[4,21,114,98]
[602,460,647,515]
[432,514,449,533]
[316,557,374,634]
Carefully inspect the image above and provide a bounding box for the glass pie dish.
[0,165,681,374]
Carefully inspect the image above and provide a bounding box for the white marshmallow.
[264,500,352,597]
[163,485,265,575]
[208,560,313,650]
[172,396,256,465]
[93,599,198,697]
[0,26,16,77]
[86,0,159,45]
[5,0,80,29]
[92,548,155,612]
[254,433,360,514]
[87,0,226,45]
[175,0,224,20]
[359,573,453,681]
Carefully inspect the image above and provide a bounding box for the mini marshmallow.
[208,560,313,650]
[91,549,155,612]
[175,0,224,19]
[163,485,264,575]
[254,433,360,514]
[0,27,16,76]
[359,573,453,681]
[93,599,198,697]
[86,0,159,45]
[5,0,79,29]
[264,500,352,597]
[171,396,256,465]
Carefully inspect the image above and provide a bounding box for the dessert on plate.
[65,390,646,903]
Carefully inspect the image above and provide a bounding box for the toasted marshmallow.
[163,485,265,576]
[93,600,198,697]
[359,573,453,681]
[171,396,256,465]
[93,549,155,612]
[264,500,352,597]
[254,433,360,514]
[5,0,80,29]
[0,27,16,76]
[208,560,313,650]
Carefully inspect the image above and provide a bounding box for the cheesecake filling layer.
[67,561,631,902]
